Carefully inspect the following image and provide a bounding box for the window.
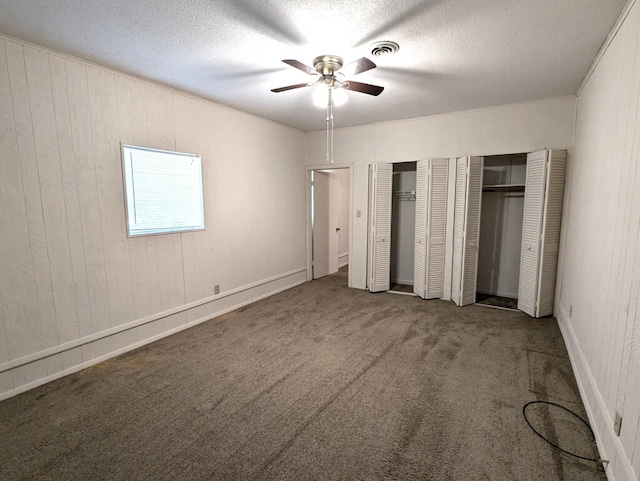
[121,144,205,237]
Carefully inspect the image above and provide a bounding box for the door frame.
[306,163,354,285]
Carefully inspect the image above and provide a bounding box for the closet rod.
[482,184,525,192]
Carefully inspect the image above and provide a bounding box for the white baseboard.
[338,253,349,268]
[556,306,637,481]
[0,268,307,401]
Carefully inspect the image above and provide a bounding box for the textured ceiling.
[0,0,628,131]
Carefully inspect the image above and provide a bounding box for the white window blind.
[122,144,205,237]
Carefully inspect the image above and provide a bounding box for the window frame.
[120,143,206,238]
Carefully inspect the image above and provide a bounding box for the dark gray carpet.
[476,293,519,310]
[0,270,605,480]
[390,283,414,293]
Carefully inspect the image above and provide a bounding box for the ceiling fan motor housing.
[313,55,343,76]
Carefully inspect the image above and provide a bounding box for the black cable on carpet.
[522,400,600,463]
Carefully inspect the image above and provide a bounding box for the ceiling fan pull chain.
[326,88,334,163]
[326,94,329,163]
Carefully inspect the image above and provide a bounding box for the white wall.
[349,165,369,289]
[555,1,640,480]
[306,96,577,166]
[0,35,307,400]
[314,97,577,293]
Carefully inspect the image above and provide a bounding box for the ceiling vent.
[371,41,399,57]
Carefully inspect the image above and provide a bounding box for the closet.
[450,150,566,317]
[390,163,417,291]
[367,149,565,318]
[367,159,448,296]
[476,154,526,304]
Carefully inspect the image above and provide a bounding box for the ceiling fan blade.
[282,59,318,76]
[271,82,310,93]
[340,57,377,77]
[344,81,384,96]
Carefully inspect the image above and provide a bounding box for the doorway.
[390,162,417,292]
[476,154,526,309]
[311,168,351,280]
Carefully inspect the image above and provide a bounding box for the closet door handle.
[336,227,341,232]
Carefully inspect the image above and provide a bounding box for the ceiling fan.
[272,55,384,163]
[271,55,384,97]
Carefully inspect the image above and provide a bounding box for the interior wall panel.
[88,64,136,331]
[49,53,88,344]
[0,41,37,365]
[349,165,369,289]
[0,34,307,400]
[64,57,111,337]
[115,75,154,321]
[556,2,640,479]
[5,40,51,363]
[24,46,77,349]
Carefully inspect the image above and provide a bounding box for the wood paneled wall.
[0,35,307,399]
[556,1,640,479]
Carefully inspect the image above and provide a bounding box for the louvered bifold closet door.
[459,157,484,306]
[368,163,392,292]
[367,166,375,290]
[451,157,467,305]
[518,150,548,317]
[536,150,566,317]
[425,159,449,299]
[414,160,429,298]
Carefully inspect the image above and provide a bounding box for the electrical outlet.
[214,284,220,295]
[569,305,573,317]
[614,412,622,436]
[356,209,362,218]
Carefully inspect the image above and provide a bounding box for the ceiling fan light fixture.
[312,82,329,108]
[332,87,348,107]
[312,83,348,108]
[371,41,400,57]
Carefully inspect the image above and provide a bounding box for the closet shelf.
[482,184,525,192]
[393,191,416,201]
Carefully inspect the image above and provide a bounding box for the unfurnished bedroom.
[0,1,638,480]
